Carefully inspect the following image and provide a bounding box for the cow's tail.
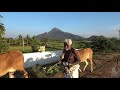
[93,60,96,65]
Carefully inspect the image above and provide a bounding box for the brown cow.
[0,50,28,78]
[61,48,93,72]
[76,48,93,72]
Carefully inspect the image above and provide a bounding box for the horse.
[0,50,28,78]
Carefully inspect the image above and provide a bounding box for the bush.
[26,65,48,78]
[31,45,38,52]
[72,41,92,49]
[0,39,9,53]
[46,64,60,75]
[26,63,63,78]
[109,38,120,50]
[29,36,40,52]
[91,37,113,52]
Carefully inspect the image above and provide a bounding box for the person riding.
[58,39,81,78]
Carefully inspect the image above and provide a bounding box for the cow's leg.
[23,70,28,78]
[79,68,82,72]
[78,64,82,72]
[90,61,93,72]
[89,56,93,72]
[9,72,15,78]
[83,60,88,72]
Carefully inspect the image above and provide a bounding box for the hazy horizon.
[0,12,120,39]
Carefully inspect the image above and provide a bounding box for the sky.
[0,12,120,38]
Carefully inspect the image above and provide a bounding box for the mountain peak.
[49,27,62,32]
[36,28,85,40]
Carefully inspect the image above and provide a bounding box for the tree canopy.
[0,15,5,38]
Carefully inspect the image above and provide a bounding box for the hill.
[36,27,85,40]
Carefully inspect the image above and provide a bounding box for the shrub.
[0,39,9,53]
[29,36,40,52]
[25,63,62,78]
[91,37,113,52]
[109,38,120,50]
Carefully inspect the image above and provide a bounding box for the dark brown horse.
[0,50,28,78]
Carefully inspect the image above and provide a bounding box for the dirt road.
[54,51,120,78]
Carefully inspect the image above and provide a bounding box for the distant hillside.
[87,35,106,41]
[36,27,85,40]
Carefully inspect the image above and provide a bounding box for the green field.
[8,41,82,53]
[9,46,32,53]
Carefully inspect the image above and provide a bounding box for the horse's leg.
[9,72,15,78]
[83,60,88,72]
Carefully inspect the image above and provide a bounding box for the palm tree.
[26,34,30,46]
[30,36,40,52]
[18,34,24,51]
[18,34,22,46]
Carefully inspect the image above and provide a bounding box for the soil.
[2,51,120,78]
[53,51,120,78]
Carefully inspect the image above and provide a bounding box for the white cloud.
[109,24,120,31]
[73,30,119,38]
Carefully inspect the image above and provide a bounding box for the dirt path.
[80,52,120,78]
[54,52,120,78]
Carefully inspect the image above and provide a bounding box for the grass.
[9,46,32,53]
[8,40,82,53]
[25,63,64,78]
[2,40,120,78]
[2,47,120,78]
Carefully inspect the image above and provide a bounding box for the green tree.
[0,15,5,38]
[30,36,40,52]
[18,34,23,46]
[0,39,9,52]
[25,34,30,46]
[6,38,14,45]
[17,34,24,51]
[0,15,9,52]
[109,37,120,50]
[91,37,113,52]
[41,37,48,46]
